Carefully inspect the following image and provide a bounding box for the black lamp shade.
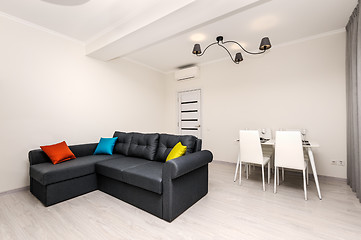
[235,52,243,63]
[259,37,271,50]
[192,44,202,54]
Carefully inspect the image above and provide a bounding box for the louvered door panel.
[178,90,201,138]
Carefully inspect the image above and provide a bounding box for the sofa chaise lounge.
[29,131,213,222]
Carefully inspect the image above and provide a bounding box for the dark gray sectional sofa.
[28,131,213,222]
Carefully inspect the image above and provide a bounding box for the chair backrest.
[239,130,263,164]
[274,131,305,170]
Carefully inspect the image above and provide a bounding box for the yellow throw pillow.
[166,142,187,161]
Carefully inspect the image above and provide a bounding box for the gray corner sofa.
[28,131,213,222]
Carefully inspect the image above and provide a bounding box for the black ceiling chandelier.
[192,36,272,64]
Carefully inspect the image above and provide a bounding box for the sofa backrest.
[113,131,199,162]
[29,143,99,165]
[128,132,159,161]
[194,139,202,152]
[154,134,197,162]
[113,131,132,155]
[113,131,159,160]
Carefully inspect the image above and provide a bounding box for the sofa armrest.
[28,149,51,166]
[162,150,213,222]
[28,143,98,166]
[163,150,213,180]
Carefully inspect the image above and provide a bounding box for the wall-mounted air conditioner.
[175,66,199,81]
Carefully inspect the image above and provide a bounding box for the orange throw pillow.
[40,141,76,164]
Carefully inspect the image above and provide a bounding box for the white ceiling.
[0,0,357,72]
[0,0,194,42]
[125,0,357,72]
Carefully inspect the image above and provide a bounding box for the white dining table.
[234,139,322,200]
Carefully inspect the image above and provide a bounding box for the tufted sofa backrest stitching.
[113,131,132,155]
[155,134,197,162]
[127,132,159,161]
[113,131,198,162]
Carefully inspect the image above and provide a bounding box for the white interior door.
[178,89,201,138]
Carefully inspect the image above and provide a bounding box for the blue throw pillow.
[94,137,118,155]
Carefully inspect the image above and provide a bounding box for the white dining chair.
[277,129,309,185]
[237,130,271,191]
[274,131,308,200]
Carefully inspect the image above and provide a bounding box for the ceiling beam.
[86,0,263,61]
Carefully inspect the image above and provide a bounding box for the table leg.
[307,148,322,200]
[234,153,240,182]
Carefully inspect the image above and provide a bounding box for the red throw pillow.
[40,141,76,164]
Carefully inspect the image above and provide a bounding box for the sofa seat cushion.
[155,134,197,162]
[30,154,122,185]
[95,157,150,182]
[122,161,163,194]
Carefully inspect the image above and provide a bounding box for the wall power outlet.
[338,160,345,166]
[331,160,345,166]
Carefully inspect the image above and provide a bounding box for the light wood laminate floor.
[1,161,361,240]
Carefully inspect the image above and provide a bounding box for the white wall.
[0,13,347,194]
[165,32,347,178]
[0,15,167,193]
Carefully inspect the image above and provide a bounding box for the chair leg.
[303,169,308,200]
[234,154,240,182]
[262,164,265,191]
[277,168,280,185]
[306,164,309,185]
[267,161,271,184]
[282,168,285,182]
[239,160,242,185]
[246,164,249,179]
[274,167,277,193]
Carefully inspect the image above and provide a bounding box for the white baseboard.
[211,160,346,181]
[0,186,29,196]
